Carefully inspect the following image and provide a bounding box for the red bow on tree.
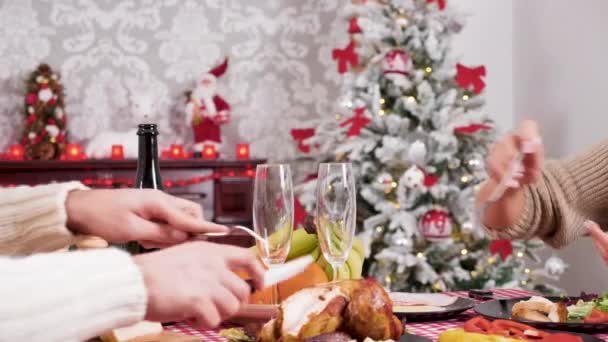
[427,0,446,10]
[455,64,486,94]
[454,123,493,134]
[489,239,513,261]
[340,107,370,137]
[290,128,316,153]
[423,173,439,187]
[348,17,362,34]
[332,41,358,74]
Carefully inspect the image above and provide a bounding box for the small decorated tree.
[21,64,68,160]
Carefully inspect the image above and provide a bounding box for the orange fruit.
[237,262,329,304]
[278,262,328,300]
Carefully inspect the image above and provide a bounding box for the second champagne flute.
[252,164,294,305]
[315,162,356,282]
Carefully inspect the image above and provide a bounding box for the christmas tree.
[294,0,565,293]
[21,64,68,160]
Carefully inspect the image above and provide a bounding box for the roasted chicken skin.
[257,279,403,342]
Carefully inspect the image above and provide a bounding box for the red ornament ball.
[420,209,453,241]
[26,93,38,105]
[382,49,412,76]
[26,114,36,125]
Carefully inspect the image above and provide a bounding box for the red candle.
[111,145,124,160]
[236,143,250,160]
[170,144,184,159]
[8,144,24,160]
[66,144,82,160]
[202,144,217,160]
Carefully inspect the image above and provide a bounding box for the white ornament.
[382,49,413,88]
[408,140,427,165]
[27,106,34,114]
[38,88,53,102]
[544,256,567,276]
[420,209,453,241]
[400,165,424,189]
[35,76,44,83]
[28,132,36,140]
[45,125,59,138]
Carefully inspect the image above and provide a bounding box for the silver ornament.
[544,256,567,276]
[408,140,427,165]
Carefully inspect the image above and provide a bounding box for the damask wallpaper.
[0,0,345,160]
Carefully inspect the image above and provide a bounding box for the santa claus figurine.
[185,58,231,152]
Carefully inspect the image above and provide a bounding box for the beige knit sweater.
[0,182,146,342]
[487,139,608,248]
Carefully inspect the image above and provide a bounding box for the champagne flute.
[315,162,356,282]
[253,164,294,305]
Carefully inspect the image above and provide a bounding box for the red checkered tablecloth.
[165,288,608,341]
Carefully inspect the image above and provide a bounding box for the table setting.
[96,162,608,342]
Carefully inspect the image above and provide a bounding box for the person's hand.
[486,120,544,187]
[66,189,228,248]
[586,220,608,264]
[134,241,265,328]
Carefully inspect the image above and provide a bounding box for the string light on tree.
[462,94,470,101]
[378,109,386,116]
[460,249,468,256]
[407,96,416,103]
[425,66,433,74]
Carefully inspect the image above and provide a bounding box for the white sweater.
[0,182,147,342]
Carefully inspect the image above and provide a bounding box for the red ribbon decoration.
[290,128,316,153]
[427,0,446,10]
[332,41,358,74]
[348,17,362,34]
[489,239,513,261]
[454,123,493,134]
[456,64,486,94]
[340,107,370,137]
[423,173,439,187]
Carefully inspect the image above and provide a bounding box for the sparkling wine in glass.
[253,164,294,305]
[315,163,356,282]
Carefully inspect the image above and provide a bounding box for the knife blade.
[245,255,314,291]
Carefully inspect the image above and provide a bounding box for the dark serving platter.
[399,333,432,342]
[475,296,608,333]
[394,297,475,322]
